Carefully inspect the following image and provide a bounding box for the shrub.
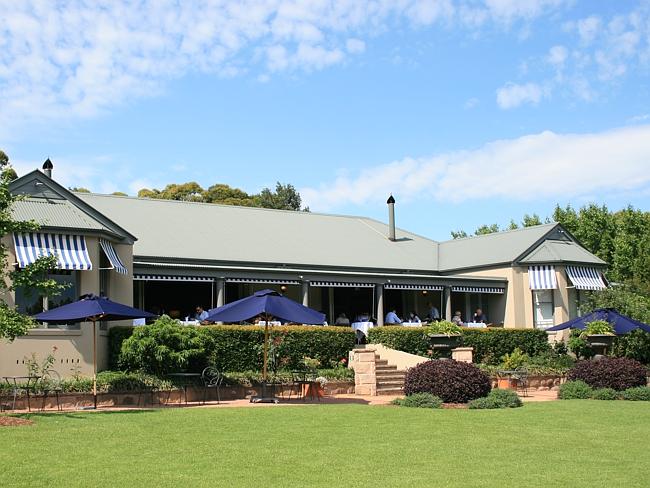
[567,357,648,390]
[580,320,615,338]
[621,386,650,401]
[115,318,355,374]
[558,380,594,399]
[108,326,134,369]
[568,329,595,360]
[500,348,529,370]
[591,388,620,400]
[368,327,550,364]
[392,392,443,409]
[403,360,491,403]
[613,330,650,364]
[468,389,522,409]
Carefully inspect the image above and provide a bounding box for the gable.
[9,170,136,243]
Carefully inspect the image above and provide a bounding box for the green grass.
[2,401,649,487]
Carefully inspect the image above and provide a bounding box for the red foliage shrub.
[567,357,648,391]
[404,359,491,403]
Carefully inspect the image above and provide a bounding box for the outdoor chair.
[201,367,223,404]
[513,369,529,397]
[39,371,63,412]
[288,370,312,401]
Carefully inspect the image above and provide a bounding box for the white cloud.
[0,1,570,135]
[301,125,650,210]
[576,16,602,45]
[346,38,366,54]
[496,82,545,109]
[464,97,479,109]
[547,45,568,68]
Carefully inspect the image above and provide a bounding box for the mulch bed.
[442,403,468,409]
[0,415,34,427]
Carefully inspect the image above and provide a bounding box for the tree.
[521,213,543,227]
[203,184,256,206]
[474,223,500,236]
[450,230,469,239]
[111,191,128,196]
[255,182,306,211]
[0,150,68,340]
[70,187,91,193]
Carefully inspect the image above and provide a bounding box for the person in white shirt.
[406,311,421,323]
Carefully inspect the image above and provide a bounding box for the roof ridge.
[440,222,557,244]
[77,192,378,221]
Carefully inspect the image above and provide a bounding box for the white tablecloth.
[401,322,422,327]
[466,322,487,328]
[351,322,374,336]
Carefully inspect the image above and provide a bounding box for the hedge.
[367,327,551,364]
[113,319,355,375]
[108,326,135,369]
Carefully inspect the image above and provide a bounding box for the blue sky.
[2,0,650,241]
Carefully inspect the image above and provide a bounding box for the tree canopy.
[137,180,308,211]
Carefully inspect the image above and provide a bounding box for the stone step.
[376,387,404,395]
[377,380,405,387]
[376,375,405,382]
[375,365,397,371]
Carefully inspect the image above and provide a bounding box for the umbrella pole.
[92,319,97,409]
[262,316,270,383]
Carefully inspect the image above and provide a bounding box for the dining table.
[166,372,202,405]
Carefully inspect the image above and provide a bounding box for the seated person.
[472,308,487,323]
[334,313,350,326]
[384,309,402,324]
[427,302,441,321]
[452,310,464,326]
[406,311,421,323]
[194,305,209,323]
[355,312,370,323]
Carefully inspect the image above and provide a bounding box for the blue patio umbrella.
[206,289,325,391]
[546,308,650,334]
[34,294,156,408]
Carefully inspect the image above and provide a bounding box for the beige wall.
[0,235,133,378]
[462,265,572,330]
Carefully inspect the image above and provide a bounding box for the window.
[15,271,80,329]
[533,290,554,329]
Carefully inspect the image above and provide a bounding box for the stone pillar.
[452,347,473,363]
[375,284,384,326]
[350,346,377,396]
[328,287,335,324]
[301,280,309,307]
[216,278,225,307]
[444,286,452,321]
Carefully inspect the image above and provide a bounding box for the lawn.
[1,401,649,488]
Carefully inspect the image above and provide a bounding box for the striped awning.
[226,278,300,285]
[452,285,505,294]
[566,266,607,290]
[528,265,557,290]
[100,239,127,275]
[134,274,213,282]
[311,281,375,288]
[13,232,92,270]
[385,283,444,291]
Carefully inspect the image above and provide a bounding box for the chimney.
[387,194,396,241]
[42,158,53,178]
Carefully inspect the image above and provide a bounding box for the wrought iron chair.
[513,368,529,397]
[40,371,63,412]
[201,367,223,404]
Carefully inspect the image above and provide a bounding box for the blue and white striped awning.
[311,281,375,288]
[100,239,127,275]
[134,274,213,282]
[226,278,300,285]
[528,265,557,290]
[452,285,505,294]
[385,283,444,291]
[13,232,92,270]
[566,266,607,290]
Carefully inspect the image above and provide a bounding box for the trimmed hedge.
[115,318,355,375]
[567,357,648,391]
[621,386,650,401]
[558,380,593,399]
[368,327,551,364]
[591,388,619,400]
[392,392,443,409]
[404,360,491,403]
[468,389,522,409]
[108,326,135,370]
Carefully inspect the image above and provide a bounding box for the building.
[0,163,607,376]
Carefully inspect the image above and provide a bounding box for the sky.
[2,0,650,241]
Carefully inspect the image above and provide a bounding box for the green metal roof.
[11,198,110,232]
[518,239,606,265]
[77,193,440,272]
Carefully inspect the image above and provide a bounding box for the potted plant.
[497,348,529,389]
[425,320,463,358]
[580,320,615,355]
